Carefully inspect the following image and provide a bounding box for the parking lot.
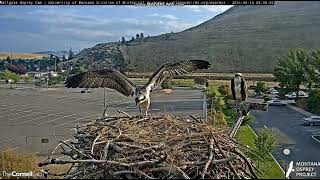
[0,87,204,154]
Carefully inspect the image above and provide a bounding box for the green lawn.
[236,125,284,179]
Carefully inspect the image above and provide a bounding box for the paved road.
[0,87,203,155]
[251,106,320,179]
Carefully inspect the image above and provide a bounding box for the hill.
[64,1,320,73]
[0,52,48,60]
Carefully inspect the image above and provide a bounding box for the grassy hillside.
[0,52,48,60]
[68,1,320,73]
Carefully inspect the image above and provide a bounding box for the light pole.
[283,148,291,179]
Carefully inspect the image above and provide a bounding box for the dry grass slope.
[70,1,320,73]
[0,52,48,60]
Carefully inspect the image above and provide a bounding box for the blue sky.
[0,5,232,52]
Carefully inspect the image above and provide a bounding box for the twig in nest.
[189,114,202,123]
[39,154,167,168]
[117,109,132,118]
[91,133,102,155]
[212,132,241,179]
[233,148,259,179]
[59,140,93,159]
[103,140,111,160]
[201,139,214,179]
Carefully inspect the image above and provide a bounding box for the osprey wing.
[146,60,210,90]
[65,69,135,97]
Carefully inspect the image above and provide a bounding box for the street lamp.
[283,148,291,179]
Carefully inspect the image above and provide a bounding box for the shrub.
[307,89,320,114]
[254,128,277,162]
[263,95,272,102]
[161,77,173,89]
[255,81,266,93]
[241,114,256,126]
[194,77,207,85]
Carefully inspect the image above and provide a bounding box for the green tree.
[241,114,255,126]
[121,36,126,43]
[24,75,33,84]
[307,89,320,114]
[161,77,173,89]
[11,73,20,84]
[274,49,310,99]
[255,81,266,94]
[309,49,320,86]
[68,47,75,60]
[254,128,277,167]
[1,69,14,80]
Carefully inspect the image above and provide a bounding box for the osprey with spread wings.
[65,60,210,117]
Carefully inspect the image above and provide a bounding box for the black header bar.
[0,1,275,6]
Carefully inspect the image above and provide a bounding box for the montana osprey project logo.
[286,161,295,179]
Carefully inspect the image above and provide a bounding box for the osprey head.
[134,85,148,105]
[235,73,242,77]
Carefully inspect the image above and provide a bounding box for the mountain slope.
[68,1,320,73]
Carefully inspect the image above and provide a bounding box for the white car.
[303,116,320,126]
[286,91,308,99]
[267,100,286,106]
[81,88,92,93]
[271,90,279,96]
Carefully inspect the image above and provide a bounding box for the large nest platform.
[39,115,258,179]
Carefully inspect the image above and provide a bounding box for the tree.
[24,75,33,84]
[309,49,320,86]
[255,81,266,94]
[161,77,173,89]
[274,49,310,99]
[241,114,255,126]
[307,89,320,114]
[131,37,135,41]
[6,56,10,62]
[254,128,277,167]
[140,33,144,38]
[121,37,126,43]
[6,64,26,75]
[136,34,140,39]
[68,47,75,60]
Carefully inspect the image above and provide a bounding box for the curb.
[247,126,286,175]
[287,104,314,117]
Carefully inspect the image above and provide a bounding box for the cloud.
[184,5,233,13]
[161,14,179,20]
[0,6,232,52]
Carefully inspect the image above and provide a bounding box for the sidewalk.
[287,104,314,117]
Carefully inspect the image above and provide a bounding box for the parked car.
[194,85,206,90]
[271,90,279,96]
[81,88,91,93]
[267,100,286,106]
[285,91,308,99]
[303,116,320,126]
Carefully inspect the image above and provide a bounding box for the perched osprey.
[65,60,210,117]
[231,73,247,102]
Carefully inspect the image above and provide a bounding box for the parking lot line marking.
[7,106,78,121]
[37,112,86,125]
[1,146,21,153]
[0,136,26,143]
[15,113,62,125]
[52,114,100,128]
[0,102,72,114]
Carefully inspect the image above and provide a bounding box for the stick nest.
[39,115,258,179]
